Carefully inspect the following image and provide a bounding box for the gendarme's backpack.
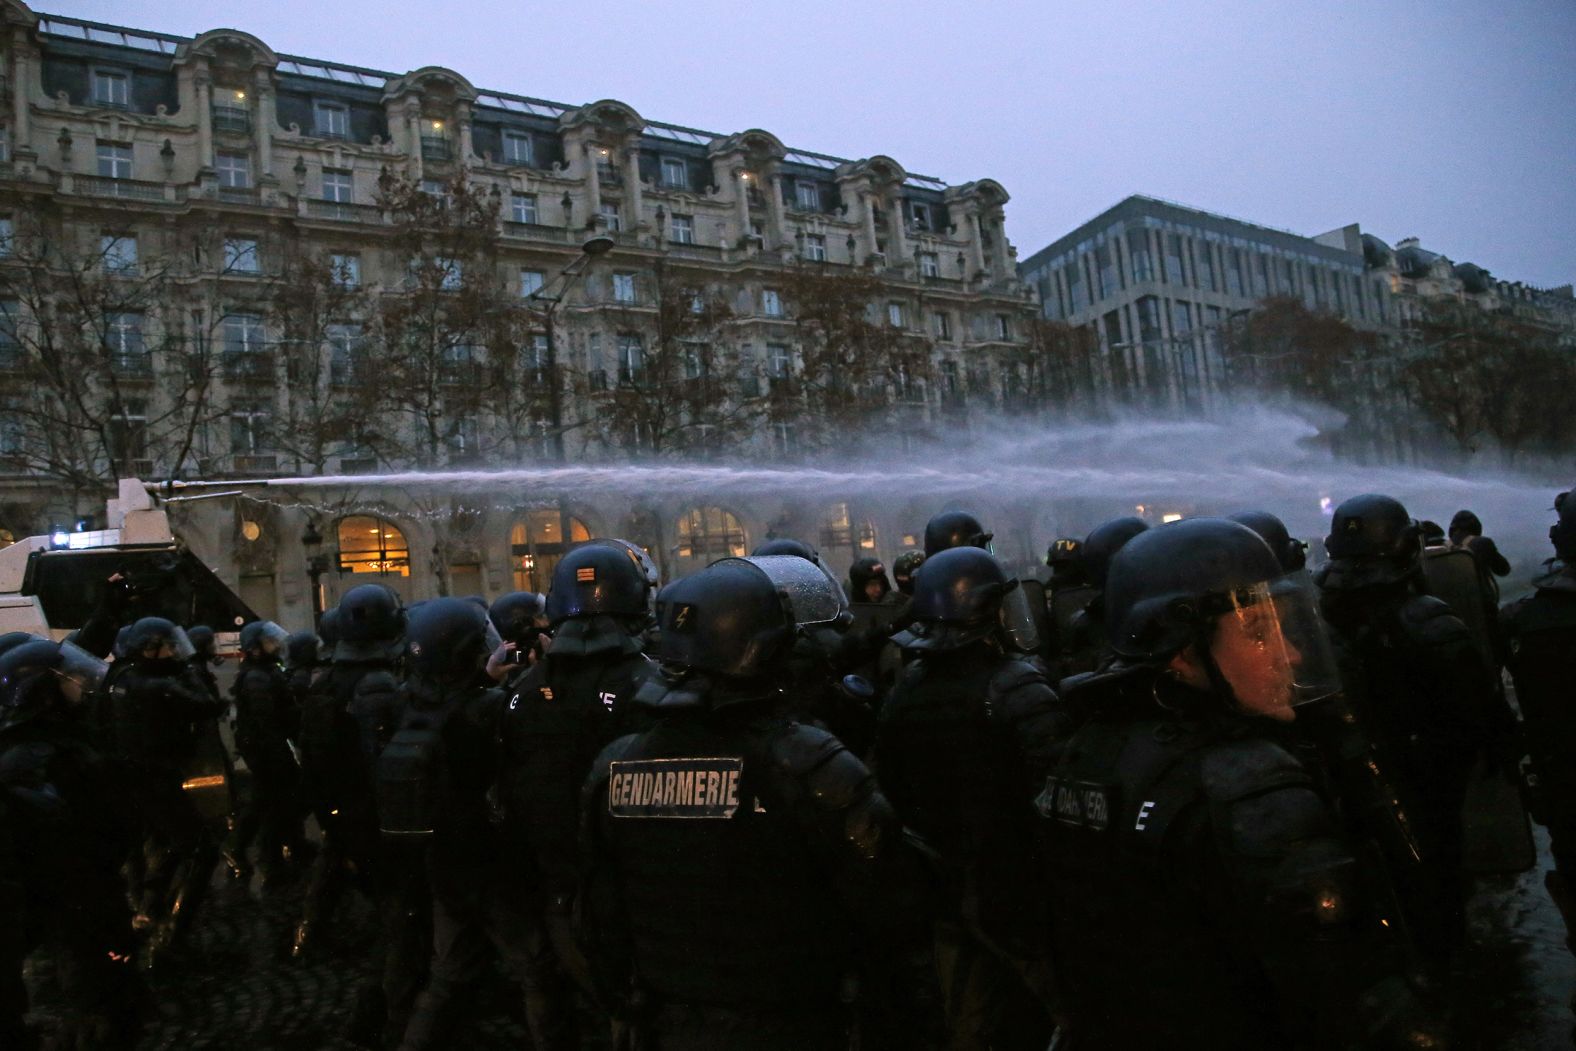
[376,697,460,840]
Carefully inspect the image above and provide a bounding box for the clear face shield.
[53,640,109,707]
[601,538,661,591]
[254,621,291,656]
[145,625,197,663]
[1204,572,1343,723]
[1000,582,1043,654]
[731,555,848,630]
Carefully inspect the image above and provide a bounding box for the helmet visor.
[253,621,291,655]
[1207,572,1342,720]
[730,555,846,627]
[600,538,661,590]
[55,640,109,706]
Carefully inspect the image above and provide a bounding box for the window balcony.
[221,350,275,382]
[306,199,383,223]
[211,105,250,134]
[109,352,153,378]
[217,184,260,205]
[420,136,451,162]
[73,175,173,202]
[233,453,278,474]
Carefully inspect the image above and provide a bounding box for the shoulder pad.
[586,732,644,788]
[766,722,872,812]
[1197,738,1312,805]
[0,741,53,786]
[1398,595,1472,647]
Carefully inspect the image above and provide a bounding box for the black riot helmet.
[1045,537,1088,587]
[1318,494,1422,591]
[1227,510,1308,573]
[405,596,496,686]
[1104,518,1340,719]
[316,606,342,649]
[1082,516,1151,591]
[0,632,39,661]
[894,546,1018,652]
[652,560,797,681]
[239,620,290,658]
[752,537,820,562]
[849,557,892,602]
[335,583,405,661]
[545,540,656,625]
[488,591,547,644]
[124,617,196,669]
[286,631,321,668]
[923,510,993,557]
[1551,487,1576,561]
[892,550,926,595]
[0,639,108,731]
[187,625,217,662]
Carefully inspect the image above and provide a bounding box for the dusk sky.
[53,0,1576,288]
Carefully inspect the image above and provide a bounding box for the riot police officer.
[390,598,531,1051]
[845,557,905,694]
[1316,493,1511,967]
[1227,509,1308,572]
[104,617,225,964]
[875,546,1070,1050]
[922,509,993,556]
[1038,517,1443,1048]
[285,629,322,710]
[1043,537,1094,679]
[0,638,145,1048]
[496,540,659,1049]
[580,556,928,1050]
[224,621,306,885]
[1502,486,1576,950]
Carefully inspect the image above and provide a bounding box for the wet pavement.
[22,823,1576,1049]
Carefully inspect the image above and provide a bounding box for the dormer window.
[212,87,249,133]
[794,181,820,211]
[421,120,450,161]
[908,201,932,232]
[315,101,350,140]
[502,130,533,166]
[661,157,687,189]
[92,69,129,108]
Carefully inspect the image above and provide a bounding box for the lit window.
[329,253,360,287]
[503,130,533,166]
[762,288,783,317]
[322,169,353,202]
[336,514,410,576]
[887,302,904,328]
[794,181,820,211]
[612,272,636,304]
[92,69,129,108]
[96,141,132,179]
[223,237,259,273]
[803,234,826,262]
[675,506,746,560]
[509,511,591,591]
[101,234,137,274]
[820,501,878,553]
[520,269,545,298]
[314,101,349,139]
[670,214,694,245]
[216,152,251,189]
[510,193,538,225]
[919,252,940,278]
[661,157,687,188]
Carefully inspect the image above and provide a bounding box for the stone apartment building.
[0,2,1042,621]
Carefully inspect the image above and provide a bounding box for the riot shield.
[1460,756,1536,875]
[1421,547,1497,670]
[1014,578,1053,657]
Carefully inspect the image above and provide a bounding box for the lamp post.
[302,519,329,624]
[526,233,616,459]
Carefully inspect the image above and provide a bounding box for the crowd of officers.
[1,484,1573,1050]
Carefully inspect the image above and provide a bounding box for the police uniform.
[1038,671,1434,1049]
[227,653,306,879]
[582,690,926,1051]
[1502,566,1576,934]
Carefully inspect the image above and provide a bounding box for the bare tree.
[0,213,219,504]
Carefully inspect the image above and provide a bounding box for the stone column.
[405,99,423,179]
[622,143,643,231]
[733,168,751,244]
[766,169,789,248]
[888,193,909,263]
[456,101,474,166]
[254,69,275,177]
[9,35,30,146]
[194,67,214,170]
[585,143,603,227]
[861,191,878,260]
[966,209,985,276]
[988,210,1010,275]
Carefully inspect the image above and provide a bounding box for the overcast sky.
[53,0,1576,288]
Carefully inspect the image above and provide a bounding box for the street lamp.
[526,234,616,459]
[302,519,329,624]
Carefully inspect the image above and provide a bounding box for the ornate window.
[510,510,591,592]
[819,501,878,555]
